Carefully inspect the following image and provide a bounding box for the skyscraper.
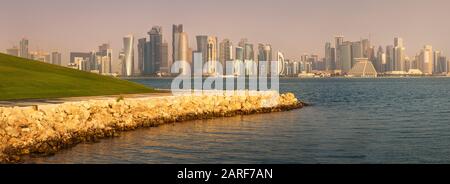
[277,51,286,75]
[234,46,244,75]
[376,46,386,73]
[439,56,447,74]
[178,32,189,62]
[119,51,126,76]
[393,37,406,71]
[219,39,233,74]
[239,39,255,61]
[261,44,273,62]
[98,44,109,55]
[235,46,244,61]
[51,52,62,65]
[385,45,394,72]
[206,36,218,74]
[74,57,88,71]
[137,38,147,75]
[334,36,344,48]
[334,35,344,72]
[420,45,433,75]
[160,42,169,73]
[123,35,135,76]
[351,41,362,67]
[173,32,190,74]
[19,38,29,59]
[173,26,189,73]
[172,24,183,64]
[447,58,450,74]
[325,42,334,71]
[339,41,352,73]
[433,51,446,74]
[362,39,376,63]
[99,49,113,74]
[258,43,272,75]
[145,26,163,75]
[394,37,403,47]
[196,35,208,66]
[95,43,111,72]
[239,39,256,76]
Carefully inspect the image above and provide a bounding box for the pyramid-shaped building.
[348,58,378,77]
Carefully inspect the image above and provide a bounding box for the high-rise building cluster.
[5,38,62,66]
[280,53,320,77]
[5,32,450,77]
[121,24,286,77]
[68,43,113,75]
[321,35,450,76]
[134,26,169,77]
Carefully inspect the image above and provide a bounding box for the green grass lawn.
[0,53,156,100]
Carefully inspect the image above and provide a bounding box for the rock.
[0,90,303,163]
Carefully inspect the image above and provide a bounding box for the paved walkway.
[0,92,172,107]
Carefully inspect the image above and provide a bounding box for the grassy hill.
[0,53,156,100]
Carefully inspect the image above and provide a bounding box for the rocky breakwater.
[0,91,305,163]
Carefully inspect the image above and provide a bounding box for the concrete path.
[0,92,172,107]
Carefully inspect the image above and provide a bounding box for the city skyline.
[2,0,450,73]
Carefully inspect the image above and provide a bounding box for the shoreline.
[121,76,450,80]
[0,92,171,108]
[0,91,305,163]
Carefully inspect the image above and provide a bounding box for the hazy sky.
[2,0,450,71]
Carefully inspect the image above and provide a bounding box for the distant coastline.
[120,75,450,80]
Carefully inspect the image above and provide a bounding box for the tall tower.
[174,32,190,74]
[234,46,244,75]
[137,38,147,75]
[173,30,189,70]
[258,44,272,62]
[19,38,29,59]
[96,43,111,73]
[433,50,442,74]
[277,51,286,75]
[239,39,254,61]
[98,49,113,74]
[334,35,344,72]
[235,46,244,61]
[420,45,433,75]
[147,26,163,74]
[385,45,394,72]
[325,42,333,71]
[334,36,344,48]
[393,37,405,71]
[394,37,403,47]
[160,42,169,73]
[239,39,255,76]
[123,35,135,77]
[196,35,208,66]
[172,24,183,63]
[361,39,371,58]
[178,32,189,62]
[219,39,233,74]
[351,41,362,67]
[376,46,386,73]
[257,43,273,75]
[206,36,218,74]
[339,41,352,73]
[51,52,62,65]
